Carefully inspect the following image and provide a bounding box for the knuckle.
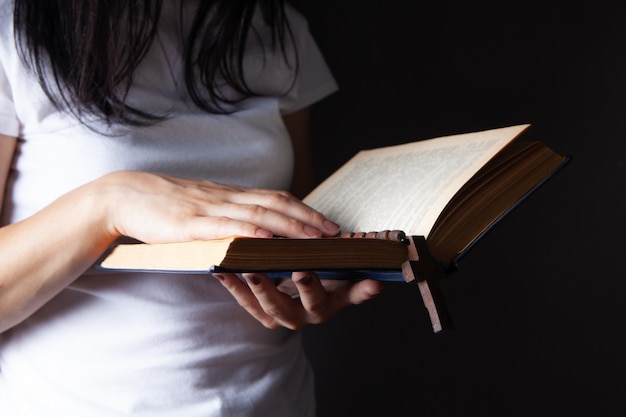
[197,216,231,239]
[312,305,334,323]
[265,190,293,206]
[209,216,259,239]
[301,209,328,232]
[263,305,284,319]
[272,189,294,200]
[306,209,326,224]
[244,204,268,219]
[285,217,304,229]
[305,300,328,316]
[208,215,230,226]
[236,298,255,310]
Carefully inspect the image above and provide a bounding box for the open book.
[99,124,569,331]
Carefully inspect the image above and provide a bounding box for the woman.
[0,0,382,415]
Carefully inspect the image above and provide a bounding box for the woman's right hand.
[0,169,339,332]
[96,170,340,244]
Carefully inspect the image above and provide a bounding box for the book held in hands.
[99,124,570,332]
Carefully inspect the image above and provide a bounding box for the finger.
[180,215,274,241]
[291,272,332,323]
[317,278,383,307]
[208,202,326,238]
[346,279,384,305]
[159,177,340,238]
[217,203,337,239]
[241,273,306,330]
[213,273,280,328]
[215,189,340,237]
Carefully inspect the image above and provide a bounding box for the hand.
[214,272,383,330]
[94,170,340,243]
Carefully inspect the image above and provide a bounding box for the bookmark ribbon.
[402,236,453,333]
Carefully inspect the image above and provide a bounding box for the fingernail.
[295,273,313,286]
[213,274,225,282]
[244,275,261,285]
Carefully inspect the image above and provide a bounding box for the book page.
[304,125,529,237]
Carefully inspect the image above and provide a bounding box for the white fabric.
[0,1,337,416]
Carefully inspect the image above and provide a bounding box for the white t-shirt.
[0,1,337,416]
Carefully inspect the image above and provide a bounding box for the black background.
[290,1,626,416]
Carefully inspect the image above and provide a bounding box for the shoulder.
[284,3,309,31]
[0,0,12,22]
[283,3,315,48]
[0,0,15,56]
[0,0,13,30]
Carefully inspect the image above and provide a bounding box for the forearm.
[0,170,340,332]
[0,179,116,332]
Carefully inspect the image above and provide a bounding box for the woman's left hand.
[214,272,383,329]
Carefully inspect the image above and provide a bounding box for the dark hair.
[13,0,294,126]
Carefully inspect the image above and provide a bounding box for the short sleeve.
[0,67,19,137]
[277,6,338,114]
[0,8,20,137]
